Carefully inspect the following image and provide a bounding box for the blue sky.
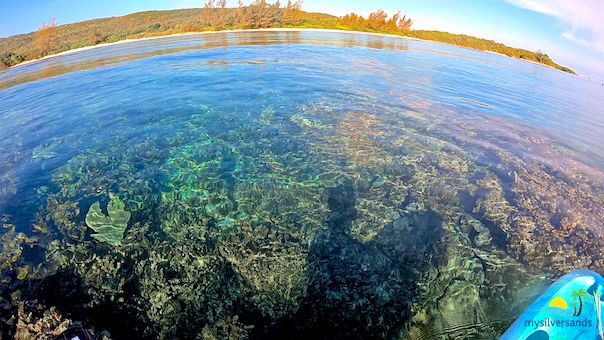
[1,0,603,81]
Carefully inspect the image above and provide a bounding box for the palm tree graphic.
[570,301,579,316]
[572,289,587,316]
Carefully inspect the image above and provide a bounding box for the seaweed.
[85,196,131,246]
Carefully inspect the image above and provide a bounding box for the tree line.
[1,1,307,69]
[340,10,412,33]
[0,1,575,75]
[405,30,576,74]
[201,0,304,29]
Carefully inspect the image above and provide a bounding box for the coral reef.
[200,315,251,340]
[134,222,228,339]
[498,151,604,275]
[13,304,72,340]
[0,136,25,207]
[218,221,307,320]
[402,215,536,339]
[0,221,39,285]
[0,288,112,340]
[290,183,427,338]
[12,92,604,340]
[0,173,19,204]
[60,242,129,305]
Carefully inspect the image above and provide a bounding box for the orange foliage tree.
[36,18,57,56]
[202,0,216,26]
[341,9,412,33]
[234,0,249,27]
[397,13,412,33]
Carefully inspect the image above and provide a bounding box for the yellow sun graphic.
[549,297,568,310]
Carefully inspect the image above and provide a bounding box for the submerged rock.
[32,138,62,160]
[393,217,410,231]
[370,176,388,189]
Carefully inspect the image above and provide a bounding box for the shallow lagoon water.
[1,31,604,338]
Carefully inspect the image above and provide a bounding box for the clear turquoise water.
[1,30,604,338]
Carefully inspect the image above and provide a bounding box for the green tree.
[0,52,25,69]
[572,289,587,316]
[570,301,579,316]
[535,49,550,64]
[90,30,104,45]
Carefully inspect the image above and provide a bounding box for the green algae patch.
[85,197,131,246]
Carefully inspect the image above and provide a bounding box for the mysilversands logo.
[524,288,593,330]
[524,318,593,330]
[533,289,587,316]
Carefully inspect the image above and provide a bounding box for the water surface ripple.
[1,30,604,339]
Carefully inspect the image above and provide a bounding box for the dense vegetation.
[407,30,576,74]
[0,0,575,74]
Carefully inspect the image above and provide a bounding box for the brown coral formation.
[200,315,251,340]
[0,222,39,285]
[498,151,604,275]
[403,214,540,340]
[0,289,113,340]
[218,221,307,319]
[13,304,72,340]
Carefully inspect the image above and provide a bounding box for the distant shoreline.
[9,27,576,76]
[11,28,421,68]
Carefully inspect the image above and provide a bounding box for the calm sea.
[1,30,604,338]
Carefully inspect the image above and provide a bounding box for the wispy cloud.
[503,0,604,53]
[562,31,591,48]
